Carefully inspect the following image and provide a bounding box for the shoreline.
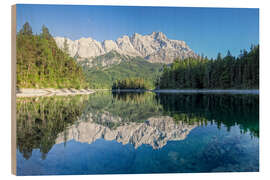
[153,89,259,94]
[16,88,95,97]
[16,88,259,97]
[112,89,259,94]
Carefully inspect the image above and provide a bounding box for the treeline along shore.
[156,46,259,90]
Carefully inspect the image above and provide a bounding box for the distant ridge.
[54,32,197,64]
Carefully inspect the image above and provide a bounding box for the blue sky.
[16,4,259,59]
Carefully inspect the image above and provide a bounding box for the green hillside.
[81,52,163,89]
[16,22,88,89]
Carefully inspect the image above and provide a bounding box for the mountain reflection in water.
[56,116,196,149]
[16,91,259,174]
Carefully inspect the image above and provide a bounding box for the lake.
[16,91,259,175]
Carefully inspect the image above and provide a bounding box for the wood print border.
[11,4,16,175]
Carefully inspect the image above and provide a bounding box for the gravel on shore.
[16,88,95,97]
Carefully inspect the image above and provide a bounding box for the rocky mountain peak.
[132,32,142,38]
[54,32,197,64]
[151,31,167,40]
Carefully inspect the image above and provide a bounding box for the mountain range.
[54,32,197,64]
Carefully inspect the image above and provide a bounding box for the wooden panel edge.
[11,4,17,176]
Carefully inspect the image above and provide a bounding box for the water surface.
[16,92,259,175]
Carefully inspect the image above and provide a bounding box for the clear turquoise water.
[16,92,259,175]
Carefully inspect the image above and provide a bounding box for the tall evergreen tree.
[41,25,52,40]
[63,38,69,54]
[19,22,32,35]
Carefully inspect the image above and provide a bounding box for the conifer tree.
[19,22,32,35]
